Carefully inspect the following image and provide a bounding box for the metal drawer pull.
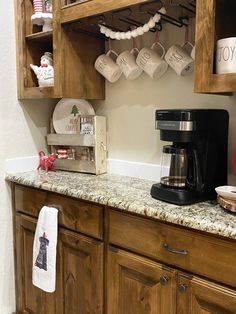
[163,243,188,255]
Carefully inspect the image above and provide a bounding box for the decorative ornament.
[30,52,54,88]
[37,151,56,172]
[31,0,53,32]
[35,232,49,271]
[99,7,166,40]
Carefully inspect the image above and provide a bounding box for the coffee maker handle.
[192,149,204,192]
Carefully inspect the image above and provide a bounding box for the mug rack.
[67,0,196,40]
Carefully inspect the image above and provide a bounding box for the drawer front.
[14,184,103,239]
[109,209,236,288]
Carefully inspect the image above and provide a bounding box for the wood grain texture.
[108,209,236,289]
[57,228,104,314]
[60,0,151,23]
[177,274,236,314]
[194,0,236,93]
[15,184,103,239]
[61,25,105,99]
[107,247,176,314]
[15,214,58,314]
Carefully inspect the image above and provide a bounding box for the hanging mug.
[94,50,122,83]
[165,42,194,76]
[117,48,143,80]
[136,42,168,79]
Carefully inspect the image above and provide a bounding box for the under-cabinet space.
[61,24,105,99]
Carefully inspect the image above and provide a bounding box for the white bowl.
[215,186,236,201]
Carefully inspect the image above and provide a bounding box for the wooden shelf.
[22,86,59,99]
[25,31,53,41]
[194,0,236,94]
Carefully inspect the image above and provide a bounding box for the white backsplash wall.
[0,3,55,313]
[92,23,236,185]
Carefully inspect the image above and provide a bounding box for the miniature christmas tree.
[71,105,79,117]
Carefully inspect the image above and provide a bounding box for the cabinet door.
[15,214,57,314]
[107,247,176,314]
[57,228,103,314]
[177,274,236,314]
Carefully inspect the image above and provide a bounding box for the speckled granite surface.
[6,170,236,240]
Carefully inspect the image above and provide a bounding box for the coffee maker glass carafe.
[160,145,188,188]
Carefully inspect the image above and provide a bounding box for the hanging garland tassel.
[99,7,166,40]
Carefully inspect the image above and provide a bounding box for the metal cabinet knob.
[178,283,188,293]
[160,275,169,286]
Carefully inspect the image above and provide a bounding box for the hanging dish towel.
[32,206,58,293]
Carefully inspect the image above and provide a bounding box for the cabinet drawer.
[109,209,236,288]
[14,184,103,239]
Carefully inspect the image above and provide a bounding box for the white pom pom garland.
[98,7,166,40]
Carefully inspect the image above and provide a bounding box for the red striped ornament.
[33,0,43,13]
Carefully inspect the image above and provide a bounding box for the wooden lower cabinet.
[15,213,103,314]
[177,274,236,314]
[13,185,236,314]
[107,246,236,314]
[107,247,176,314]
[15,213,58,314]
[57,228,103,314]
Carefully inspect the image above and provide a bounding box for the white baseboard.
[5,156,38,173]
[5,156,161,181]
[108,159,161,181]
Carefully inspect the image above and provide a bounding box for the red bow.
[41,64,48,68]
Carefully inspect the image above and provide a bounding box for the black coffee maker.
[151,109,229,205]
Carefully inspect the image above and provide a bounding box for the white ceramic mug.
[216,37,236,74]
[116,48,143,80]
[191,45,195,60]
[165,42,194,76]
[136,42,168,79]
[94,50,122,83]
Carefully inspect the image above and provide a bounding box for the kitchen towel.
[32,206,58,293]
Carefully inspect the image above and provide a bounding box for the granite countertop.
[6,170,236,240]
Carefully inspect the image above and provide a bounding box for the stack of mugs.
[95,40,195,83]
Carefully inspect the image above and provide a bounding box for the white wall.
[0,3,55,313]
[93,23,236,185]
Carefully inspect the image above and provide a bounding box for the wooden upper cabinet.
[194,0,236,93]
[60,0,153,23]
[15,0,104,99]
[107,247,176,314]
[177,274,236,313]
[15,0,62,99]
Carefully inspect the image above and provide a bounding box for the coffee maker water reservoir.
[151,109,229,205]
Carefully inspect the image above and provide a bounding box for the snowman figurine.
[30,52,54,88]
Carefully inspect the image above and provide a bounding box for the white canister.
[216,37,236,74]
